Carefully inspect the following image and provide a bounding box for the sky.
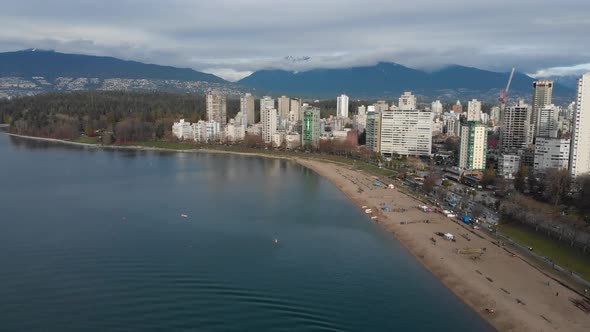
[1,0,589,81]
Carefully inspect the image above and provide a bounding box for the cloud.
[1,0,589,81]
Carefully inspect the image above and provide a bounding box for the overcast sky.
[1,0,589,81]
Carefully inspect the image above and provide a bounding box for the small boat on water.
[180,214,188,218]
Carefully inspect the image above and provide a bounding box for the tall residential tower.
[569,73,590,178]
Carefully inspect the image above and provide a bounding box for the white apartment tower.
[380,110,432,157]
[534,137,570,172]
[459,122,487,171]
[501,100,531,152]
[278,96,290,119]
[206,92,227,124]
[467,99,482,122]
[260,96,275,112]
[569,72,590,177]
[536,104,559,138]
[289,98,301,122]
[532,80,553,136]
[261,107,277,144]
[337,94,349,118]
[240,93,255,126]
[398,92,417,111]
[431,100,443,117]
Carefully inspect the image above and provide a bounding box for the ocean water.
[0,133,492,331]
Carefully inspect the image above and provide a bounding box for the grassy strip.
[498,223,590,281]
[69,136,100,144]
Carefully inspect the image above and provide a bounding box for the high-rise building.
[261,107,277,144]
[452,100,462,114]
[532,80,553,135]
[501,100,531,152]
[240,93,255,126]
[301,107,321,149]
[536,104,559,138]
[467,99,482,122]
[289,98,301,122]
[172,119,193,140]
[278,96,290,119]
[373,100,389,112]
[459,122,487,171]
[337,94,349,118]
[431,100,443,117]
[354,106,368,133]
[379,110,432,157]
[398,92,416,111]
[366,111,381,152]
[534,137,570,172]
[490,106,501,125]
[358,105,366,115]
[260,96,275,112]
[569,72,590,178]
[206,92,227,124]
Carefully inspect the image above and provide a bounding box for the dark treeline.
[0,91,240,141]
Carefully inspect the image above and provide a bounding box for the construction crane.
[499,67,516,111]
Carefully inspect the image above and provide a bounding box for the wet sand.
[296,158,590,332]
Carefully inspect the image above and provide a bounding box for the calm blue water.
[0,133,492,331]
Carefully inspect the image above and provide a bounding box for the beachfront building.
[206,92,227,124]
[172,119,193,140]
[301,106,321,149]
[534,137,570,172]
[569,72,590,178]
[366,111,381,152]
[261,107,277,144]
[379,110,432,157]
[337,94,349,118]
[272,131,286,148]
[226,121,246,143]
[240,93,255,126]
[459,122,487,171]
[398,92,416,111]
[285,132,301,150]
[193,120,221,143]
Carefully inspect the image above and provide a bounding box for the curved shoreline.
[4,131,590,331]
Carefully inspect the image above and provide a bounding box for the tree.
[423,175,438,193]
[514,166,529,193]
[480,167,497,187]
[442,179,453,189]
[544,168,571,206]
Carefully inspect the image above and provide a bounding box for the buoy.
[273,239,279,244]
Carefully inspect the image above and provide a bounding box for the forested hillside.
[0,91,239,141]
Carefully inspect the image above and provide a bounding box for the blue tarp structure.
[382,206,392,212]
[449,201,457,207]
[374,182,381,187]
[461,216,472,224]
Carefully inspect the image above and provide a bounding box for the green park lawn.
[498,223,590,281]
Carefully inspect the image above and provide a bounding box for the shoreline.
[4,131,590,331]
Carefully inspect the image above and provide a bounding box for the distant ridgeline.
[0,49,242,98]
[0,49,576,101]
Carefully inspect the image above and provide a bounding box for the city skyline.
[1,1,589,81]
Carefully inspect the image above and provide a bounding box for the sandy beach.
[297,158,590,332]
[4,131,590,331]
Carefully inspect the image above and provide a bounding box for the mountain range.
[238,62,574,100]
[0,49,575,102]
